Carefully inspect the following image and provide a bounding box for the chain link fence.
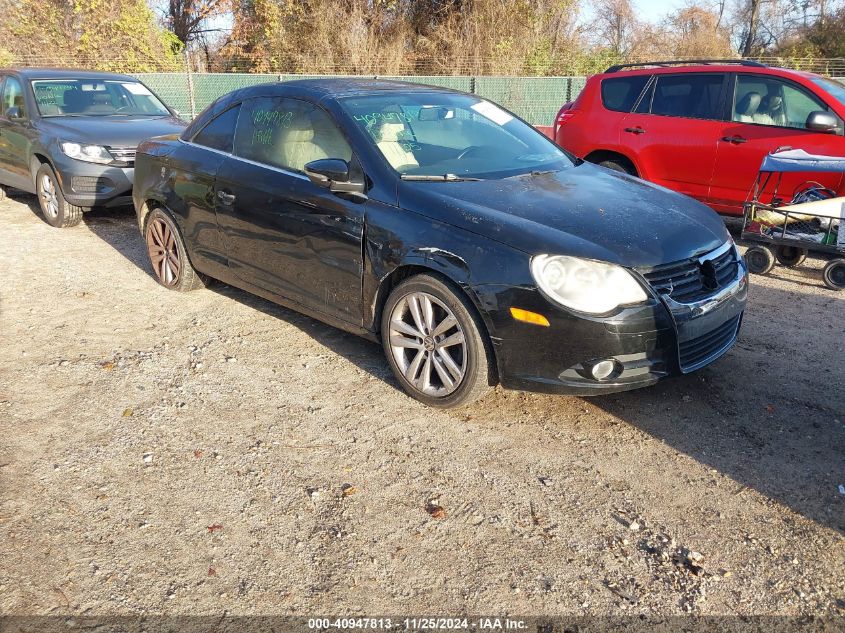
[134,71,586,126]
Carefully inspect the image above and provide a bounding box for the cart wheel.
[822,258,845,290]
[775,245,807,267]
[744,246,776,275]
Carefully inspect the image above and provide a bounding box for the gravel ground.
[0,192,843,618]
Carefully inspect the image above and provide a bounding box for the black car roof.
[0,68,137,82]
[224,78,461,105]
[283,78,457,96]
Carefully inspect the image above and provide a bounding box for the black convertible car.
[133,79,748,407]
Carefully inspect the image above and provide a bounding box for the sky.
[581,0,688,24]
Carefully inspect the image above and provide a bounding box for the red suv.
[554,60,845,215]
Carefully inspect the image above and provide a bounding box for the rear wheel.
[36,164,83,228]
[822,258,845,290]
[597,159,636,176]
[381,274,492,408]
[744,246,776,275]
[144,207,206,292]
[775,245,807,267]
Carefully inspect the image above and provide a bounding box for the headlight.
[60,141,114,165]
[530,254,648,314]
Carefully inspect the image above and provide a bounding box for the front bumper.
[481,258,748,396]
[52,154,134,208]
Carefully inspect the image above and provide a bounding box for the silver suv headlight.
[530,254,648,314]
[60,141,114,165]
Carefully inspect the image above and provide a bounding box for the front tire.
[36,164,83,228]
[381,274,492,408]
[144,207,206,292]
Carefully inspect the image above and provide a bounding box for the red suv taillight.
[553,104,578,138]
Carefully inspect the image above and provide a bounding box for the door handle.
[624,127,645,135]
[722,135,748,144]
[217,190,236,205]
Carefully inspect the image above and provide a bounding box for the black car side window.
[649,74,724,120]
[192,104,241,153]
[1,77,27,120]
[233,97,352,173]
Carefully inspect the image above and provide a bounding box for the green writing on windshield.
[353,111,414,126]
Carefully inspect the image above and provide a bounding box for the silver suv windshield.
[340,92,573,179]
[32,79,171,117]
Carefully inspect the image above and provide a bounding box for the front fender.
[362,200,530,353]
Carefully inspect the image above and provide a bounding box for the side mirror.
[5,106,22,120]
[304,158,366,197]
[806,110,838,133]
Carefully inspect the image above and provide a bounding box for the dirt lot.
[0,192,843,618]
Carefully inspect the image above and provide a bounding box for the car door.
[0,75,37,191]
[709,73,845,215]
[618,73,729,204]
[165,104,241,279]
[214,95,365,325]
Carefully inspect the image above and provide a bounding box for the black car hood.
[39,116,187,148]
[397,162,730,268]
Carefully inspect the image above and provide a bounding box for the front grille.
[71,176,114,194]
[107,146,136,166]
[640,243,738,303]
[679,315,741,372]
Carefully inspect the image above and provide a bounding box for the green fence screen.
[135,73,585,125]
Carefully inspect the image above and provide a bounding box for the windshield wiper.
[400,173,484,182]
[502,169,560,179]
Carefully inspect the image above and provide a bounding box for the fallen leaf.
[193,449,203,459]
[207,524,223,533]
[426,504,446,519]
[121,408,133,418]
[765,404,775,413]
[207,567,217,576]
[341,484,357,497]
[100,361,116,371]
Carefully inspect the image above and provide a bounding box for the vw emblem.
[701,259,719,290]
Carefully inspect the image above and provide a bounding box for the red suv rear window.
[601,75,650,112]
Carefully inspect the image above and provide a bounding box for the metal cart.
[741,149,845,290]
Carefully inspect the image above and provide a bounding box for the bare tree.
[739,0,763,55]
[167,0,230,47]
[590,0,638,55]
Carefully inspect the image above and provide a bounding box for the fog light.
[590,359,617,381]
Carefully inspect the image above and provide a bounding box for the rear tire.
[775,245,807,267]
[36,164,83,228]
[143,207,206,292]
[381,274,493,408]
[822,258,845,290]
[598,159,636,176]
[744,246,776,275]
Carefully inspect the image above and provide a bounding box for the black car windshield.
[32,79,171,117]
[340,92,573,179]
[811,76,845,108]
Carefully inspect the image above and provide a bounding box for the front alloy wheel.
[35,164,83,228]
[388,292,467,397]
[381,274,492,408]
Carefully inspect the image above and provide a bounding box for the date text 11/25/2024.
[307,618,528,630]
